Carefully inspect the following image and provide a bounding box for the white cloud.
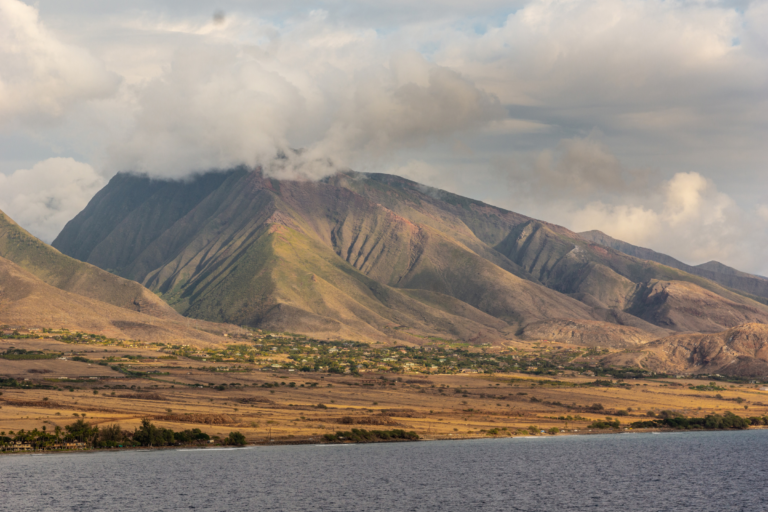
[0,158,105,242]
[0,0,767,275]
[108,36,504,178]
[0,0,119,126]
[567,170,768,272]
[499,140,768,275]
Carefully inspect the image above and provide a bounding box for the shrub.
[589,420,620,429]
[225,431,247,446]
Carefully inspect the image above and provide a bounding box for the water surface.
[2,431,767,511]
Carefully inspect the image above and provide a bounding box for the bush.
[629,411,751,430]
[225,431,247,446]
[323,429,419,443]
[589,420,620,429]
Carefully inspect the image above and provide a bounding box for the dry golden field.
[2,337,767,445]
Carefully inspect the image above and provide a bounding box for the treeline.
[630,411,755,430]
[0,377,54,389]
[0,418,247,451]
[0,348,58,360]
[589,419,621,429]
[323,429,419,443]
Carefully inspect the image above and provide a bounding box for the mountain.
[0,208,238,344]
[601,323,768,378]
[0,209,176,318]
[580,230,768,302]
[0,254,235,345]
[52,168,768,344]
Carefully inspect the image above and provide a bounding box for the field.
[3,336,768,446]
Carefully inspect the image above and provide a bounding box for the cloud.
[567,170,768,273]
[108,38,504,178]
[0,0,119,126]
[497,139,768,275]
[499,135,653,201]
[0,0,767,275]
[0,158,105,242]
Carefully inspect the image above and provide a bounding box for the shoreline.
[3,427,762,457]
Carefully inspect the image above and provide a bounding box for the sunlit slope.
[581,230,768,301]
[136,220,516,343]
[335,172,768,333]
[52,168,768,342]
[0,255,231,346]
[0,209,177,318]
[599,323,768,378]
[494,220,768,332]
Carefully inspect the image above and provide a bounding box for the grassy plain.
[2,337,767,445]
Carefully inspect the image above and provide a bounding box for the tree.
[99,424,125,447]
[65,419,99,446]
[225,431,247,446]
[134,418,164,447]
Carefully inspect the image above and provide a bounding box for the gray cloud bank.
[0,0,767,274]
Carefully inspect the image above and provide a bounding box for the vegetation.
[322,429,419,443]
[588,419,621,429]
[0,418,227,452]
[630,411,753,430]
[0,348,59,360]
[6,326,767,387]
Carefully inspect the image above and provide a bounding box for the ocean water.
[2,431,768,511]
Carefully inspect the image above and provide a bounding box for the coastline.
[3,426,764,457]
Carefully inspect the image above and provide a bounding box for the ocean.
[2,431,767,511]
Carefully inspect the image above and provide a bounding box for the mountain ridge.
[51,168,768,346]
[580,230,768,301]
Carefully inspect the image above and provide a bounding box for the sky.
[1,0,767,274]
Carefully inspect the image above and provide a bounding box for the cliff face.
[51,169,768,345]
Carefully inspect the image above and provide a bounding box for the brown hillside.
[636,323,768,378]
[0,255,234,346]
[0,209,177,318]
